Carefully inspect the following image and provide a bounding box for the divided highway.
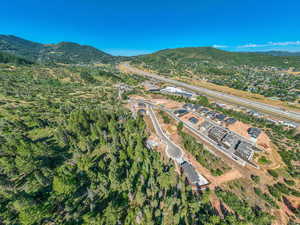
[121,63,300,122]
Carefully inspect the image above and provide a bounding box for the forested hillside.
[0,61,257,225]
[0,51,33,65]
[0,35,117,64]
[133,47,300,69]
[132,47,300,102]
[0,39,298,225]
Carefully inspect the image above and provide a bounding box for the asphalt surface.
[122,63,300,122]
[147,105,183,160]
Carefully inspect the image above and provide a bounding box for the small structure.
[181,161,209,187]
[183,103,194,110]
[206,111,218,119]
[225,118,237,125]
[215,113,226,121]
[188,117,199,124]
[247,127,261,139]
[199,107,210,115]
[160,86,194,98]
[174,109,188,117]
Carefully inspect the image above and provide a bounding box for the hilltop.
[132,47,300,70]
[0,35,117,64]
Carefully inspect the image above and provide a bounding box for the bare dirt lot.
[227,121,272,151]
[180,112,205,126]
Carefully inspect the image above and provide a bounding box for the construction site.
[120,64,300,225]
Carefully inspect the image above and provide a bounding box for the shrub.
[267,169,279,178]
[258,156,271,165]
[284,179,295,186]
[251,174,260,184]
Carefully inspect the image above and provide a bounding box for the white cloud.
[212,44,228,48]
[268,41,300,46]
[238,43,267,48]
[238,41,300,48]
[105,49,153,56]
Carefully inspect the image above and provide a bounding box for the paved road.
[121,63,300,122]
[137,99,258,167]
[139,99,251,167]
[164,108,248,167]
[147,105,183,161]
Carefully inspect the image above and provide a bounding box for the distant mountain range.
[256,51,300,56]
[1,34,300,68]
[0,35,117,64]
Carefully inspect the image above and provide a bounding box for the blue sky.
[1,0,300,55]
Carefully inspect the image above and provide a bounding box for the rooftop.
[174,109,188,116]
[181,161,208,186]
[247,127,261,138]
[222,133,239,150]
[188,117,199,124]
[235,141,253,160]
[208,126,228,143]
[225,117,237,125]
[215,113,226,121]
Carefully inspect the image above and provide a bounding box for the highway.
[147,104,183,161]
[121,63,300,122]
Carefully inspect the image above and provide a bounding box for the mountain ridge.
[1,34,300,67]
[0,34,117,64]
[132,46,300,70]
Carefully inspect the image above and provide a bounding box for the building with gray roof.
[247,127,261,139]
[221,133,239,150]
[234,141,253,160]
[188,117,199,124]
[181,161,209,186]
[174,109,188,117]
[208,126,228,143]
[225,117,237,125]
